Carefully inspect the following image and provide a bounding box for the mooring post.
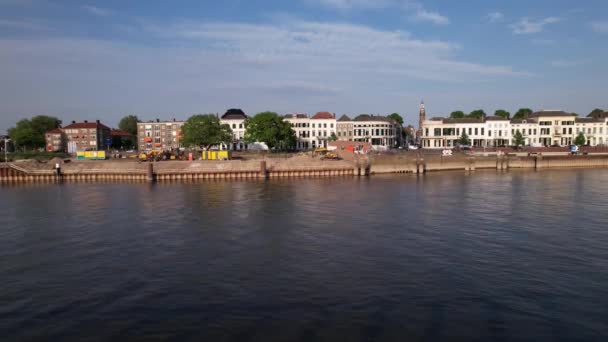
[260,160,268,179]
[147,162,154,182]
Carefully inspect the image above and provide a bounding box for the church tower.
[417,100,426,141]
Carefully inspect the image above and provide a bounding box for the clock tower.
[417,100,426,142]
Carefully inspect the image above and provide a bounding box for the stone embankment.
[2,153,608,183]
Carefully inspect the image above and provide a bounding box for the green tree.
[118,115,139,136]
[513,108,533,120]
[244,111,296,150]
[468,109,486,119]
[458,132,471,146]
[513,130,525,146]
[494,109,511,119]
[182,114,232,150]
[7,115,61,150]
[588,108,604,118]
[387,113,404,125]
[450,111,465,119]
[329,132,338,141]
[574,132,586,146]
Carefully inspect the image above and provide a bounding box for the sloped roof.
[337,114,352,122]
[529,110,576,118]
[46,128,63,134]
[510,118,538,124]
[354,114,391,122]
[312,111,335,119]
[284,113,308,119]
[587,112,608,120]
[110,129,135,137]
[575,117,604,123]
[485,116,509,121]
[63,121,110,130]
[442,118,484,124]
[221,108,247,120]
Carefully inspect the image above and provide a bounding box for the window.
[434,128,442,136]
[569,128,572,134]
[232,124,236,129]
[481,128,485,135]
[475,128,478,135]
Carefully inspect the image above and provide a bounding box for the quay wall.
[2,154,607,183]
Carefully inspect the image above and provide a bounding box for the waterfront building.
[420,109,608,149]
[284,113,312,150]
[219,109,248,150]
[336,115,354,142]
[351,114,400,148]
[61,120,111,152]
[45,128,66,152]
[137,119,184,151]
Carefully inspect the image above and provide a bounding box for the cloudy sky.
[1,0,607,131]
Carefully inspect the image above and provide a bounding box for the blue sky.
[1,0,607,131]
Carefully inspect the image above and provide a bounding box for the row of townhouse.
[136,109,402,152]
[284,112,402,150]
[420,110,608,149]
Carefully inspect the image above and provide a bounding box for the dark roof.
[485,116,509,121]
[110,129,135,137]
[312,111,335,119]
[46,128,63,134]
[221,108,247,120]
[442,118,484,124]
[529,111,576,118]
[284,113,308,119]
[337,114,352,122]
[575,117,604,123]
[63,121,110,130]
[587,112,608,119]
[353,114,391,122]
[510,118,538,124]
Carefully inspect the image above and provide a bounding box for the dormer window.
[522,120,527,124]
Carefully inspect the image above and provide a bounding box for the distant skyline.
[1,0,608,132]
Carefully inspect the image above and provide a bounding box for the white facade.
[421,110,608,149]
[284,112,337,149]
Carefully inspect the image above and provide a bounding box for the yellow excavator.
[313,147,340,160]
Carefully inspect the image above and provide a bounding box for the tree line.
[450,108,606,120]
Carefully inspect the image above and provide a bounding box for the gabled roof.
[221,108,247,120]
[529,110,576,118]
[63,121,110,130]
[337,114,352,122]
[311,111,335,119]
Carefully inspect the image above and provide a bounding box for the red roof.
[46,128,63,134]
[110,129,134,137]
[63,121,110,130]
[312,111,335,119]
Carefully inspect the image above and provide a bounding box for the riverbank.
[1,153,608,183]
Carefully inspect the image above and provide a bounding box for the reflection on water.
[1,169,608,341]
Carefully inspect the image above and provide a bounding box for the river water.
[1,169,608,341]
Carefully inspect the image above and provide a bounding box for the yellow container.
[201,150,231,160]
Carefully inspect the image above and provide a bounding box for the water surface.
[1,169,608,341]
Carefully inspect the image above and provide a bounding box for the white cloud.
[308,0,449,25]
[510,17,560,34]
[590,21,608,33]
[0,20,527,130]
[310,0,388,9]
[485,12,504,23]
[550,60,585,68]
[83,5,110,16]
[412,9,449,25]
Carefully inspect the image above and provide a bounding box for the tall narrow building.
[417,100,426,142]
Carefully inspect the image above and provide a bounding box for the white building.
[219,108,248,150]
[284,112,400,150]
[420,108,608,149]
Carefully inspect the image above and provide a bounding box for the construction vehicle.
[313,147,340,160]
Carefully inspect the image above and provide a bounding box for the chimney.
[72,120,76,124]
[84,120,88,123]
[156,118,160,123]
[96,120,100,124]
[173,118,176,122]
